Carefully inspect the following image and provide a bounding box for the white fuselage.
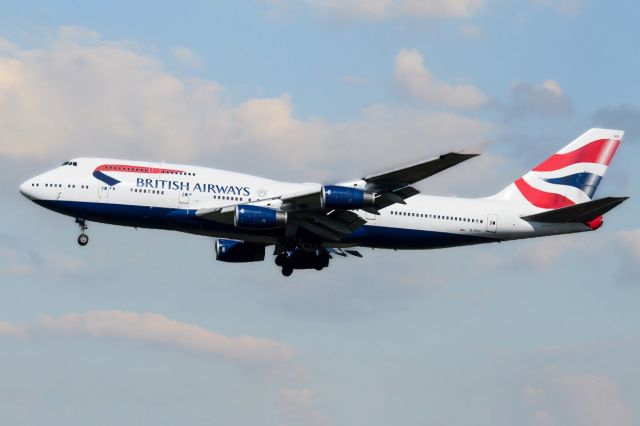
[19,157,592,249]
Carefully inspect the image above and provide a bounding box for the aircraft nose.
[19,179,34,200]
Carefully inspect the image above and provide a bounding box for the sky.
[0,1,639,425]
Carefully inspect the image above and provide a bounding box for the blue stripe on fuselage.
[34,200,497,250]
[92,170,121,186]
[343,225,494,249]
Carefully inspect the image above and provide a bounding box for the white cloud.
[0,38,17,54]
[474,233,603,272]
[618,229,640,260]
[341,74,369,85]
[393,49,488,109]
[0,28,497,182]
[0,310,294,367]
[171,46,203,69]
[0,310,328,423]
[300,0,485,20]
[506,79,573,119]
[0,246,84,279]
[460,24,482,37]
[615,229,640,283]
[278,388,332,426]
[0,320,26,338]
[525,369,632,426]
[552,372,631,426]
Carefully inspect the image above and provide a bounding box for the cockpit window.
[61,161,78,166]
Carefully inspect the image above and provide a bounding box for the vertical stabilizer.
[491,128,623,210]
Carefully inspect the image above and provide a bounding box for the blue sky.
[0,1,639,425]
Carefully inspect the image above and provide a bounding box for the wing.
[363,152,479,210]
[195,151,479,242]
[363,153,479,190]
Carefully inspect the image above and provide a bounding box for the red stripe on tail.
[514,178,575,209]
[532,139,620,172]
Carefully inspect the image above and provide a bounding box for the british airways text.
[136,178,250,196]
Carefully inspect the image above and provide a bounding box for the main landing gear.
[76,218,89,246]
[275,248,331,277]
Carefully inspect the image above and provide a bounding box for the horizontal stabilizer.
[521,196,629,223]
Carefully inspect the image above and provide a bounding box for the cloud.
[505,80,573,119]
[525,369,632,426]
[282,0,485,21]
[278,388,331,426]
[592,105,640,143]
[474,233,603,272]
[393,49,488,109]
[341,74,369,86]
[0,242,84,280]
[0,28,497,182]
[615,229,640,283]
[0,310,330,423]
[0,310,294,367]
[617,229,640,261]
[171,46,203,69]
[0,321,26,338]
[0,38,18,54]
[460,24,482,37]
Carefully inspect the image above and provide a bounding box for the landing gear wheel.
[75,218,89,247]
[275,254,285,267]
[78,234,89,246]
[281,266,293,277]
[314,254,329,270]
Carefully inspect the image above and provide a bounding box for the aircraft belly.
[344,224,498,249]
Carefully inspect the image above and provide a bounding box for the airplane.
[19,128,628,276]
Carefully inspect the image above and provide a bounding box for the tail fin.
[491,128,624,210]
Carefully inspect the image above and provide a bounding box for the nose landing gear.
[78,234,89,246]
[76,218,89,246]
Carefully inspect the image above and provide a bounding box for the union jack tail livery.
[492,128,623,211]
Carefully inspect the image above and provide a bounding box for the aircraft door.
[486,214,498,233]
[179,190,190,206]
[98,184,110,201]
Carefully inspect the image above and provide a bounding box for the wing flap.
[195,205,236,224]
[373,186,420,210]
[521,196,629,223]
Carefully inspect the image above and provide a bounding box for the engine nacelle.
[215,239,265,263]
[321,186,375,210]
[234,205,287,229]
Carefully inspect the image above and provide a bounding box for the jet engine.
[321,185,375,209]
[234,205,287,229]
[215,239,265,262]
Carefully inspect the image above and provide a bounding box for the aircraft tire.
[78,234,89,246]
[281,266,293,277]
